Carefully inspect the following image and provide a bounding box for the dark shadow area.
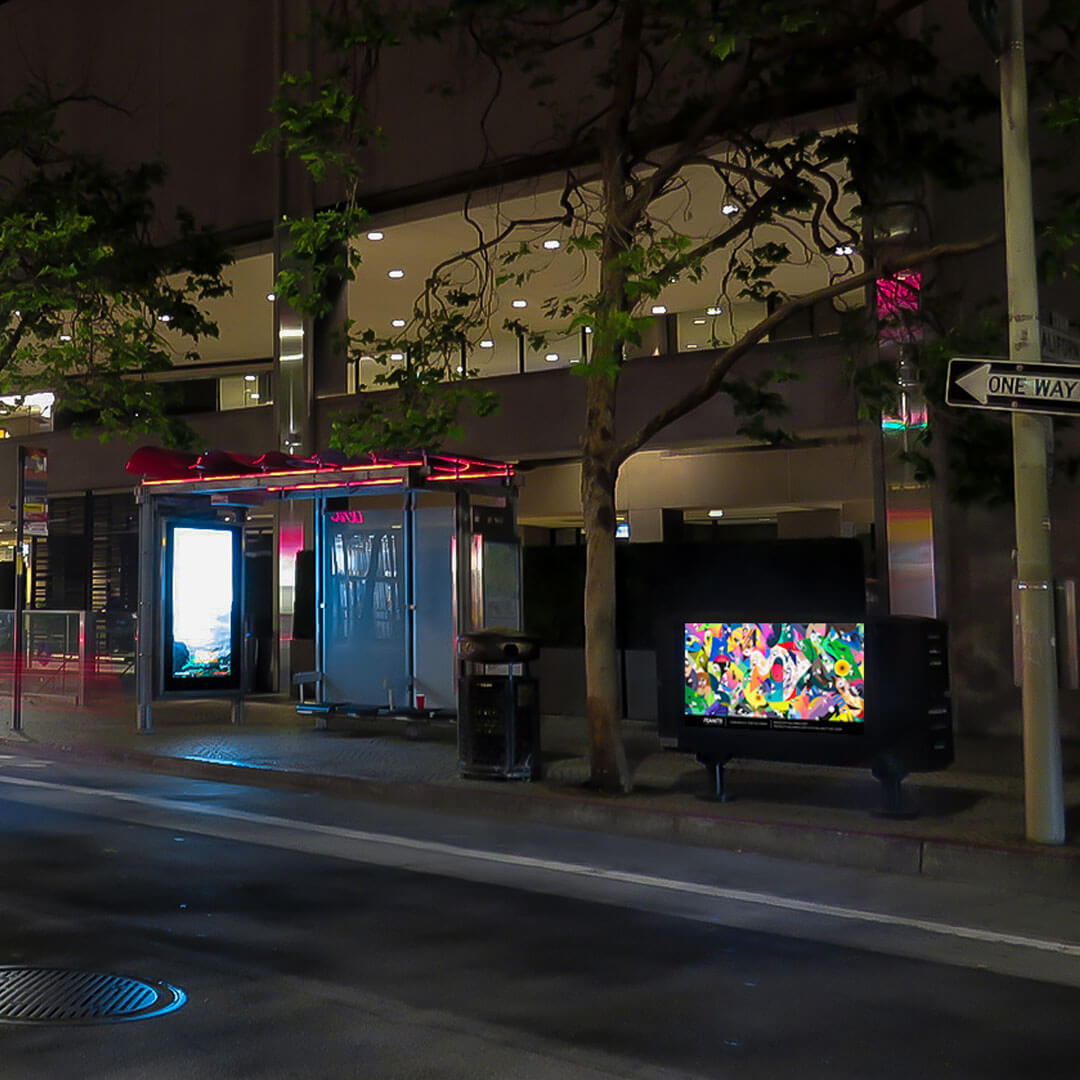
[670,768,985,817]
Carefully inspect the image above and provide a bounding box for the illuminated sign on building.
[328,510,365,524]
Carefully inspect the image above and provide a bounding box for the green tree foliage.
[0,89,230,446]
[265,0,1036,790]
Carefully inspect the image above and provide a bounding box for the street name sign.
[946,357,1080,418]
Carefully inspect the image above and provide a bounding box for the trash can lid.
[458,630,540,662]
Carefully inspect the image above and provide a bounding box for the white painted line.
[2,772,1079,959]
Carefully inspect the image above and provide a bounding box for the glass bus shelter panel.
[412,502,456,711]
[322,508,408,709]
[481,539,522,629]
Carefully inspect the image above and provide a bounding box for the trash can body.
[457,632,541,780]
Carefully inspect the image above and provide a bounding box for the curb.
[5,736,1078,899]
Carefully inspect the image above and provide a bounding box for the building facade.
[0,0,1078,737]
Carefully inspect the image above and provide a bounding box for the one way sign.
[946,356,1080,418]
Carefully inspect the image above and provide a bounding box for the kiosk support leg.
[870,755,918,819]
[698,756,734,802]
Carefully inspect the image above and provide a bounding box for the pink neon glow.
[876,271,921,320]
[279,520,305,589]
[428,470,513,482]
[433,454,511,469]
[328,510,365,523]
[143,459,424,487]
[265,477,404,493]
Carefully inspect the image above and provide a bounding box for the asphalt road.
[1,753,1078,1079]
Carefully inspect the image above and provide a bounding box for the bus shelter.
[126,447,521,733]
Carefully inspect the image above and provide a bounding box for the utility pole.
[999,0,1065,843]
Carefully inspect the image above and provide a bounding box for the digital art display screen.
[684,622,865,732]
[166,525,238,687]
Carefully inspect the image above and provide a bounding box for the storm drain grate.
[0,967,185,1024]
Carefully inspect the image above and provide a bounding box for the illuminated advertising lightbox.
[684,622,864,733]
[164,523,241,691]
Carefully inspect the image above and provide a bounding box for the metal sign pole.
[11,447,25,731]
[1000,0,1065,843]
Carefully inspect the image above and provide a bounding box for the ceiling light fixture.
[708,508,725,518]
[387,269,405,279]
[833,243,856,256]
[367,231,385,241]
[651,305,667,315]
[59,334,72,341]
[543,239,561,250]
[244,374,257,382]
[390,352,405,361]
[706,306,723,316]
[511,299,527,308]
[479,339,494,348]
[391,318,406,328]
[545,353,559,362]
[722,204,739,216]
[266,292,277,302]
[692,318,707,325]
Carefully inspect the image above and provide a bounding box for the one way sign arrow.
[946,356,1080,417]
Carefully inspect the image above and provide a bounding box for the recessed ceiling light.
[722,204,739,216]
[157,314,172,323]
[479,339,494,348]
[391,318,406,328]
[266,292,277,302]
[706,306,723,316]
[390,352,404,361]
[692,317,707,325]
[387,269,405,279]
[708,508,725,518]
[543,239,561,250]
[59,334,72,341]
[686,344,699,350]
[833,243,856,256]
[249,392,261,400]
[456,365,464,374]
[367,231,384,241]
[278,327,304,339]
[584,326,593,334]
[651,305,667,315]
[545,353,559,362]
[511,299,527,308]
[244,374,257,382]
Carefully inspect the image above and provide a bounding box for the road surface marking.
[2,772,1078,960]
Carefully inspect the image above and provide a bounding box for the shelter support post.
[135,491,155,733]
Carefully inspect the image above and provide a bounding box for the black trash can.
[457,631,541,780]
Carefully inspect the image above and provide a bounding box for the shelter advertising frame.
[130,449,517,733]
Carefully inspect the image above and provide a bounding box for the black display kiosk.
[659,615,952,814]
[649,539,953,816]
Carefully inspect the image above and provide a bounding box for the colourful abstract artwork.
[684,622,865,729]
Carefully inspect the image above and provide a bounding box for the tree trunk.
[581,374,631,793]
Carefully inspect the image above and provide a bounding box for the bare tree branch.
[613,232,1002,465]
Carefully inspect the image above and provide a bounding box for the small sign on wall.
[21,447,48,537]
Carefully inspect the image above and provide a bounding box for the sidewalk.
[2,692,1079,898]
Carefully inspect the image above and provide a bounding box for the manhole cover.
[0,967,185,1024]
